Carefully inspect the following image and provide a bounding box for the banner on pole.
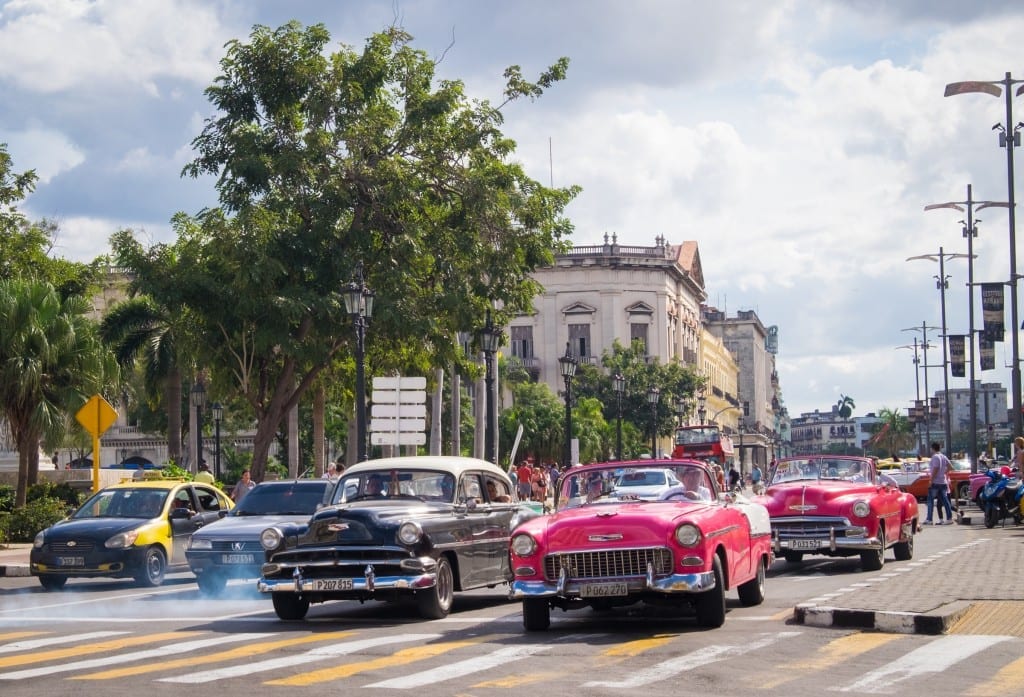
[949,335,966,378]
[979,335,995,371]
[981,283,1005,342]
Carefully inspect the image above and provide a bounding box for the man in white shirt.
[926,441,953,525]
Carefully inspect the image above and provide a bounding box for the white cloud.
[1,126,84,183]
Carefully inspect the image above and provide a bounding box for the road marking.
[835,634,1010,693]
[0,631,199,671]
[0,631,126,654]
[754,632,902,689]
[161,633,442,684]
[75,631,355,679]
[367,644,551,689]
[965,653,1024,697]
[265,635,496,686]
[584,632,801,688]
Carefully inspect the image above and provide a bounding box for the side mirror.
[169,507,191,520]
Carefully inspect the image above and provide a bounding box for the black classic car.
[256,456,535,620]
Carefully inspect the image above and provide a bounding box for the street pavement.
[4,505,1024,636]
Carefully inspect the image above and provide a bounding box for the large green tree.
[0,279,117,505]
[114,22,577,480]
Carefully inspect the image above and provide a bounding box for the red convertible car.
[757,455,918,571]
[509,459,773,630]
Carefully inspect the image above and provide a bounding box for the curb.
[0,564,30,578]
[794,600,973,635]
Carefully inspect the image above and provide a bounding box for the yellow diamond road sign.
[75,394,117,438]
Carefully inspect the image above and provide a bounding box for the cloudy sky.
[2,0,1023,421]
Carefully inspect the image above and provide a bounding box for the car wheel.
[695,555,726,628]
[38,574,67,591]
[416,556,454,620]
[196,572,227,596]
[134,546,166,587]
[523,598,551,631]
[737,556,766,606]
[272,593,310,620]
[860,527,884,571]
[956,482,969,502]
[893,523,914,561]
[783,551,803,564]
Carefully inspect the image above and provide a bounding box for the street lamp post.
[344,264,375,463]
[479,311,502,465]
[945,73,1024,437]
[902,324,938,453]
[896,339,924,453]
[696,388,707,425]
[211,402,223,481]
[190,381,206,473]
[558,342,578,468]
[612,373,625,462]
[647,386,661,458]
[674,396,689,428]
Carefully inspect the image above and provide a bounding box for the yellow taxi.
[30,475,233,590]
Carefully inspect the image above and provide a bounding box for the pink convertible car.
[509,459,773,630]
[757,455,919,571]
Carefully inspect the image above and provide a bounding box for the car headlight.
[260,527,284,551]
[189,538,212,550]
[33,530,45,549]
[511,533,537,557]
[398,521,423,545]
[106,529,140,549]
[852,500,871,518]
[675,524,701,547]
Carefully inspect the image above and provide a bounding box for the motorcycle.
[978,467,1024,528]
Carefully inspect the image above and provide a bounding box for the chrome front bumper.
[772,530,880,553]
[257,558,438,594]
[510,564,715,599]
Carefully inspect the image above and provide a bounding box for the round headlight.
[511,533,537,557]
[189,538,212,551]
[105,529,139,549]
[33,530,45,549]
[852,500,871,518]
[260,527,284,550]
[398,521,423,545]
[674,524,701,547]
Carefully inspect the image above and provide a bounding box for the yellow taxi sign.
[75,394,117,438]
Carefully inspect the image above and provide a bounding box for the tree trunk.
[288,400,299,478]
[166,365,183,464]
[313,384,325,477]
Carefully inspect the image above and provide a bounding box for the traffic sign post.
[74,394,118,492]
[371,376,427,451]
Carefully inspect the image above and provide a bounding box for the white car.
[610,468,681,500]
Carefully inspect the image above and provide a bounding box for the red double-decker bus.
[672,424,735,466]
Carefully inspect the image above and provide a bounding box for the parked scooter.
[978,467,1023,528]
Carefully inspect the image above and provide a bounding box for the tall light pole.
[558,342,577,468]
[612,373,625,461]
[896,339,924,454]
[479,311,502,465]
[211,402,223,481]
[902,324,938,452]
[344,263,375,463]
[907,247,972,454]
[674,396,689,428]
[646,386,661,458]
[926,187,1009,470]
[697,388,707,425]
[190,381,206,473]
[945,73,1024,437]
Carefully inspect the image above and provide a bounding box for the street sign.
[371,404,427,419]
[371,390,426,404]
[75,394,117,438]
[371,432,427,446]
[370,418,426,432]
[372,376,427,391]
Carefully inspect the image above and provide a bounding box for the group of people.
[514,460,561,502]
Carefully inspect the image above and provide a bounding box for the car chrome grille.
[543,548,673,581]
[771,517,854,538]
[210,541,263,552]
[50,541,95,553]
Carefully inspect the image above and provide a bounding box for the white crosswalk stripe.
[158,633,441,684]
[0,631,127,654]
[584,631,802,688]
[367,643,550,689]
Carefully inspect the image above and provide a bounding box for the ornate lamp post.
[190,381,206,473]
[646,386,661,458]
[211,402,223,481]
[612,373,625,461]
[674,396,689,427]
[479,311,503,465]
[344,263,375,463]
[697,388,707,425]
[558,342,578,468]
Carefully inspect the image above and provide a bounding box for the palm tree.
[869,407,915,458]
[0,278,115,505]
[100,296,187,464]
[836,394,855,454]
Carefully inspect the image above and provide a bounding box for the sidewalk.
[0,543,31,577]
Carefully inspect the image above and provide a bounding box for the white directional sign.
[371,376,427,440]
[371,403,427,418]
[372,376,427,391]
[371,390,426,404]
[371,432,427,446]
[370,418,426,432]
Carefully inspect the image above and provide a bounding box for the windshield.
[334,469,455,504]
[557,463,715,510]
[71,488,167,519]
[231,483,330,516]
[769,458,874,485]
[675,427,720,445]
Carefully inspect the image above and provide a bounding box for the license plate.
[580,582,628,598]
[220,553,255,564]
[56,556,84,567]
[790,539,819,550]
[312,578,354,592]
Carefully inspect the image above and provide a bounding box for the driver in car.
[660,467,712,501]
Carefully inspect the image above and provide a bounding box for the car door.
[169,487,204,564]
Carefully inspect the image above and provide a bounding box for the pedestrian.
[532,466,548,502]
[712,464,726,492]
[751,463,763,494]
[1013,437,1024,473]
[727,464,741,491]
[323,462,344,480]
[925,441,953,525]
[231,468,256,502]
[515,460,533,501]
[194,461,215,484]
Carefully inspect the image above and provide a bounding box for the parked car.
[30,476,234,589]
[508,459,773,630]
[257,456,536,621]
[756,455,918,571]
[608,467,681,500]
[186,478,333,595]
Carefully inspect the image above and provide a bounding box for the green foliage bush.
[0,497,70,543]
[27,481,82,509]
[0,485,15,514]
